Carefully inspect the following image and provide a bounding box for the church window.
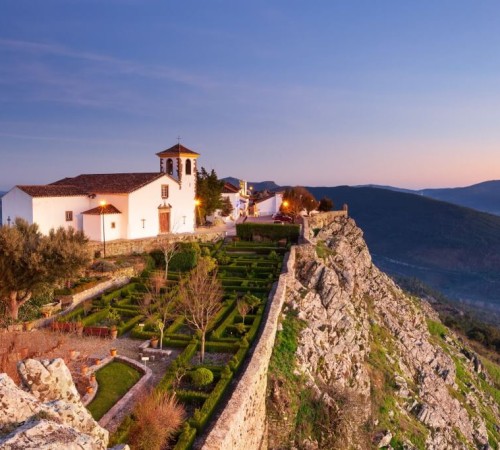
[65,211,73,222]
[111,222,116,229]
[161,184,169,199]
[166,159,173,175]
[186,159,192,175]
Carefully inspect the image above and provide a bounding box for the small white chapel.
[1,144,200,242]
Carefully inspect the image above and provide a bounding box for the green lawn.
[87,361,142,420]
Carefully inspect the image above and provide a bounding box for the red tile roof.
[82,204,122,215]
[254,194,277,204]
[17,185,87,197]
[50,173,165,194]
[222,182,240,194]
[156,144,200,158]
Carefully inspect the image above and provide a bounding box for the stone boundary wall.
[97,355,153,432]
[307,210,347,238]
[87,230,226,257]
[201,246,296,449]
[33,276,132,329]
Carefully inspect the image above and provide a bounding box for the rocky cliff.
[0,358,113,449]
[267,216,500,449]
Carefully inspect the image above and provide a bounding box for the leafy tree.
[196,167,224,223]
[281,186,318,217]
[177,258,223,362]
[318,197,334,212]
[220,196,234,217]
[0,219,89,321]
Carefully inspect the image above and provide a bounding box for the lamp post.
[194,199,202,227]
[100,200,106,258]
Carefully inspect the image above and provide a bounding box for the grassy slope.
[308,186,500,308]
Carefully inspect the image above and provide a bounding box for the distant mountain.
[307,185,500,315]
[355,184,417,195]
[419,180,500,216]
[222,177,283,192]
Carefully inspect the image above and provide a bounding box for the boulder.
[0,358,109,449]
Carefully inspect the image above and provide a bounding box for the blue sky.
[1,1,500,190]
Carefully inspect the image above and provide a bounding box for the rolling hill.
[307,186,500,316]
[420,180,500,216]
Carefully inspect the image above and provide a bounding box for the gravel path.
[93,335,181,385]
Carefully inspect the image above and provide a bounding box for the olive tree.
[0,219,89,320]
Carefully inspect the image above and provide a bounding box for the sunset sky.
[1,1,500,191]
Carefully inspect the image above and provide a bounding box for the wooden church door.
[159,210,170,233]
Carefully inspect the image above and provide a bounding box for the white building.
[1,144,200,242]
[251,192,284,217]
[219,181,250,221]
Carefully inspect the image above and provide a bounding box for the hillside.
[268,215,500,449]
[420,180,500,216]
[307,186,500,315]
[222,177,282,192]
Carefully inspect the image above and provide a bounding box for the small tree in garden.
[177,258,223,363]
[129,390,185,450]
[156,236,181,281]
[141,271,178,350]
[237,298,251,324]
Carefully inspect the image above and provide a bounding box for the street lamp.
[100,200,107,258]
[194,199,202,227]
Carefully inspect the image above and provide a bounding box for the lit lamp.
[282,200,289,211]
[194,199,202,227]
[100,200,107,258]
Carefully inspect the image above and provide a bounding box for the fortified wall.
[201,245,296,449]
[87,230,225,258]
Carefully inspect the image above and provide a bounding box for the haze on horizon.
[1,1,500,192]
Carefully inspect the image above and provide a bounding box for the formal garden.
[0,220,300,449]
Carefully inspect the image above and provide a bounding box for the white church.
[1,144,200,242]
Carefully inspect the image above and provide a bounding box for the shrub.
[128,390,185,450]
[170,247,198,271]
[190,367,214,387]
[236,223,300,243]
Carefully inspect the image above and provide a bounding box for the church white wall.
[32,196,91,234]
[83,215,102,241]
[128,172,196,239]
[1,188,33,226]
[90,194,129,240]
[83,213,122,242]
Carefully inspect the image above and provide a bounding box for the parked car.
[273,213,293,223]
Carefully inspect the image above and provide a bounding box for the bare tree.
[141,271,178,350]
[156,235,180,281]
[177,258,223,363]
[237,298,251,324]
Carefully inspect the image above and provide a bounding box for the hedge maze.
[52,238,287,448]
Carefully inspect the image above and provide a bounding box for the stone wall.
[87,230,226,257]
[200,246,296,449]
[308,210,348,232]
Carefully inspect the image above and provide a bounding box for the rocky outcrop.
[269,215,499,449]
[0,358,109,449]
